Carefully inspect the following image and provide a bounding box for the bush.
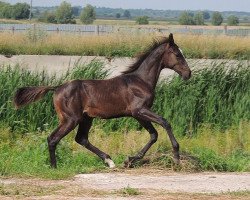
[212,11,223,26]
[179,11,195,25]
[136,16,149,25]
[227,15,239,26]
[80,4,96,24]
[0,2,30,20]
[39,11,57,23]
[194,12,204,25]
[55,1,75,24]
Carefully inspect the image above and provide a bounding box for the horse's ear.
[169,33,174,46]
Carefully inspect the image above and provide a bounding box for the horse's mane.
[122,37,169,74]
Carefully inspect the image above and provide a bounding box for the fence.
[0,24,113,35]
[0,23,250,36]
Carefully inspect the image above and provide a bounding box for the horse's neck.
[134,46,164,89]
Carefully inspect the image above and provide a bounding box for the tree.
[227,15,239,26]
[211,11,223,26]
[0,3,13,19]
[115,13,121,19]
[136,16,149,25]
[202,11,210,20]
[123,10,131,18]
[179,11,195,25]
[80,4,96,24]
[12,3,30,19]
[194,12,204,25]
[38,11,56,23]
[55,1,75,24]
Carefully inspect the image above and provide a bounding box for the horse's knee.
[151,133,158,143]
[162,119,172,131]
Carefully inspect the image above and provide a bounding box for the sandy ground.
[0,55,249,80]
[0,171,250,200]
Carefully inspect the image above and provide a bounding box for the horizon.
[4,0,250,12]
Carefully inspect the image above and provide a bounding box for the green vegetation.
[212,11,224,26]
[0,1,30,20]
[194,12,205,25]
[136,16,149,25]
[120,186,140,196]
[55,1,76,24]
[80,4,96,24]
[123,10,131,19]
[0,61,249,135]
[227,15,239,26]
[0,122,249,179]
[179,11,195,25]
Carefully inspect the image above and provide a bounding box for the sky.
[4,0,250,12]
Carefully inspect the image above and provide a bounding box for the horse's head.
[162,33,191,80]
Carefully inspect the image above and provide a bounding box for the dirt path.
[0,171,249,200]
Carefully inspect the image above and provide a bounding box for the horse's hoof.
[173,157,180,165]
[105,158,116,168]
[124,156,135,168]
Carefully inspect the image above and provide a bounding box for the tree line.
[0,1,30,19]
[0,1,243,26]
[179,11,239,26]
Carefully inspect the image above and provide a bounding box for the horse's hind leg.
[47,120,78,168]
[124,119,158,167]
[75,115,115,168]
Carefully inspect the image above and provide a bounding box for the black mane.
[122,37,169,74]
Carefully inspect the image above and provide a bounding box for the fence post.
[12,26,15,34]
[224,25,227,35]
[95,25,99,35]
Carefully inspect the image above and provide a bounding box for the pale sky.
[4,0,250,12]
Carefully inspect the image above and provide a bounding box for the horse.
[14,33,191,168]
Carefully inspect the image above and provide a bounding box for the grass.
[0,61,249,135]
[0,31,249,59]
[119,185,141,196]
[0,122,249,179]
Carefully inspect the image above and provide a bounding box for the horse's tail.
[14,86,57,109]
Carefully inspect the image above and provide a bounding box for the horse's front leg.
[132,107,180,165]
[124,119,158,167]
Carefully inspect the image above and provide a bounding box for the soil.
[0,170,249,200]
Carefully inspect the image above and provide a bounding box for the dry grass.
[0,31,249,58]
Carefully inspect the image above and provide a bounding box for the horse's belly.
[84,102,129,119]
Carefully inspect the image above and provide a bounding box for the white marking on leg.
[105,158,116,168]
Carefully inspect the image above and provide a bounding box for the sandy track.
[0,171,250,200]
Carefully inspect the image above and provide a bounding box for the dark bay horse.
[14,33,191,168]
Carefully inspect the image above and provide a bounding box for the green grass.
[119,185,141,196]
[1,61,249,135]
[0,122,249,179]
